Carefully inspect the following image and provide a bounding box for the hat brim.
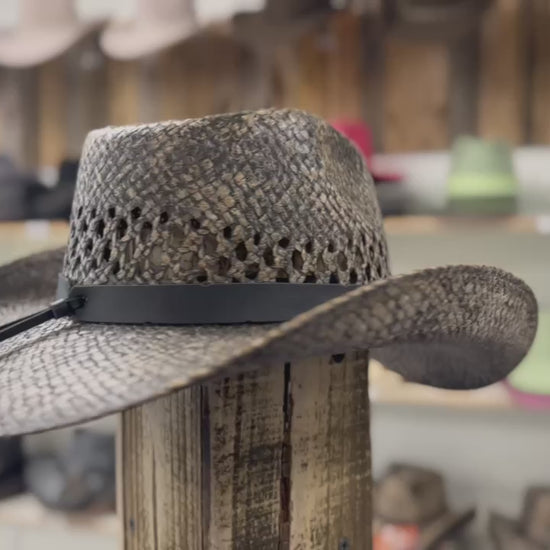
[419,508,475,549]
[489,513,542,550]
[100,19,197,60]
[0,248,537,435]
[0,23,97,68]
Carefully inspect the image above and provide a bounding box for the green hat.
[448,136,518,200]
[507,312,550,396]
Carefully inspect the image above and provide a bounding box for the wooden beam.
[119,352,371,549]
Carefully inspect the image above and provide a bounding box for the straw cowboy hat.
[490,488,550,549]
[374,464,475,549]
[0,109,538,436]
[100,0,198,60]
[0,0,99,68]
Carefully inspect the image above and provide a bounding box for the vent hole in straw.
[112,260,120,275]
[292,250,303,270]
[85,239,93,256]
[204,234,217,255]
[196,272,208,283]
[276,269,289,283]
[108,207,116,219]
[159,211,169,224]
[361,233,366,246]
[117,219,128,239]
[131,207,141,220]
[103,245,111,262]
[337,251,348,271]
[328,241,335,253]
[190,218,201,230]
[278,237,290,249]
[95,219,105,238]
[263,247,274,267]
[91,258,98,269]
[236,241,248,261]
[91,208,97,219]
[140,221,153,242]
[305,240,313,254]
[77,206,83,219]
[254,233,261,245]
[329,273,339,284]
[366,264,372,280]
[218,256,231,276]
[349,269,358,284]
[304,273,317,283]
[223,226,232,239]
[245,263,259,280]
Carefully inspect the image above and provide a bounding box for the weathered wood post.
[119,351,371,549]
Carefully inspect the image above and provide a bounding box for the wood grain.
[383,38,449,152]
[107,59,140,126]
[0,68,38,169]
[478,0,527,143]
[119,354,372,549]
[290,352,372,550]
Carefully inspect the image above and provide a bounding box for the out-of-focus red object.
[331,120,402,183]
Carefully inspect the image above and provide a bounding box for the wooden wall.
[1,0,549,170]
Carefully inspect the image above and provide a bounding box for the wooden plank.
[0,68,38,169]
[64,36,108,157]
[290,351,371,550]
[107,59,140,126]
[38,58,67,167]
[119,354,372,549]
[120,387,204,550]
[207,365,285,548]
[531,0,550,143]
[324,12,363,120]
[478,0,527,143]
[383,38,449,152]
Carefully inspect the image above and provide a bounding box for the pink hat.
[331,120,402,183]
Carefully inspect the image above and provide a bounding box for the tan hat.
[490,488,550,549]
[374,464,475,549]
[0,0,99,68]
[0,109,538,436]
[100,0,197,60]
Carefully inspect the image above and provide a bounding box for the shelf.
[370,361,518,410]
[0,494,117,536]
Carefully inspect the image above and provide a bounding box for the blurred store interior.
[0,0,548,548]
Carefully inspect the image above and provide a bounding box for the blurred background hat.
[100,0,198,60]
[490,487,550,549]
[331,120,403,184]
[505,312,550,410]
[374,464,475,549]
[448,136,518,214]
[0,0,99,67]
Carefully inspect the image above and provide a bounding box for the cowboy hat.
[0,0,99,68]
[374,464,475,550]
[490,488,550,549]
[100,0,198,60]
[331,120,402,184]
[0,109,538,435]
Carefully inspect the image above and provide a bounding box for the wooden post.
[118,351,372,550]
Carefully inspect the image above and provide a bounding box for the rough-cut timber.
[119,353,372,550]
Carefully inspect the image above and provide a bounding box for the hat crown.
[19,0,77,27]
[375,465,447,524]
[135,0,194,23]
[63,109,389,288]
